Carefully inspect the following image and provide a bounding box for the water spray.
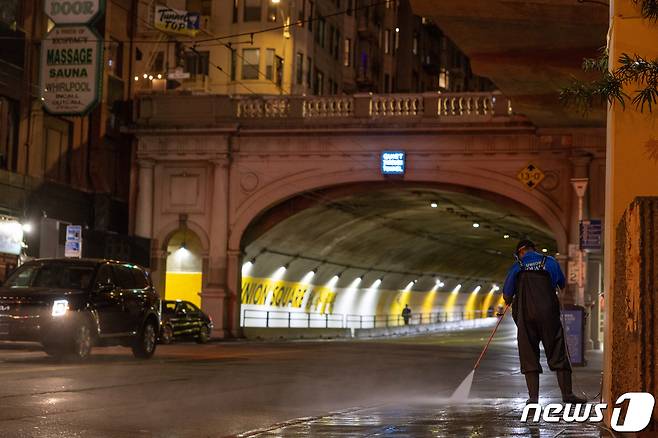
[449,304,510,402]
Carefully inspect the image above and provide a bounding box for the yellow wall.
[604,0,658,412]
[165,272,202,307]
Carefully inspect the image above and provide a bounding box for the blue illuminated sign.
[381,151,405,175]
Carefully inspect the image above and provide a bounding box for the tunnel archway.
[234,177,562,330]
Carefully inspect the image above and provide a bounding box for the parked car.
[0,258,161,360]
[160,300,212,344]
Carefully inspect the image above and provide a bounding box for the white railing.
[371,94,424,116]
[303,96,354,118]
[437,93,495,116]
[138,92,512,123]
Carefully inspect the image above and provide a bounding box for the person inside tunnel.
[502,239,586,405]
[402,304,412,325]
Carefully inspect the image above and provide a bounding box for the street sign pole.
[571,178,588,306]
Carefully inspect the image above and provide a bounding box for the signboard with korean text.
[381,151,405,175]
[65,225,82,258]
[40,25,102,115]
[154,5,200,36]
[44,0,104,25]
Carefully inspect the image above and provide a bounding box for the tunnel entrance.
[237,183,558,329]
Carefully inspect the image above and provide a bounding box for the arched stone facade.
[133,115,605,338]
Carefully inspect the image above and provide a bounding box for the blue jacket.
[502,250,566,299]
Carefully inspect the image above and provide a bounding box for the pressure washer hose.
[473,304,510,370]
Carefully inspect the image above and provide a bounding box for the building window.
[334,30,340,60]
[242,48,260,79]
[316,17,325,47]
[275,55,283,88]
[308,1,314,31]
[107,38,123,78]
[267,3,277,21]
[412,34,418,55]
[313,69,324,95]
[0,97,18,171]
[232,0,238,22]
[243,0,261,22]
[394,30,399,52]
[343,38,351,67]
[439,68,449,89]
[296,52,304,85]
[184,50,209,76]
[384,29,390,54]
[43,115,71,184]
[306,56,312,87]
[346,0,352,15]
[265,48,275,80]
[384,74,390,93]
[230,49,237,80]
[154,51,164,72]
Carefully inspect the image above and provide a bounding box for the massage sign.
[40,1,104,115]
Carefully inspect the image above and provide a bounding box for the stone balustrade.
[134,91,513,127]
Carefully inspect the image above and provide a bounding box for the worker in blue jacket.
[503,239,585,404]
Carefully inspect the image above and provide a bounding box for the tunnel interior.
[239,183,557,326]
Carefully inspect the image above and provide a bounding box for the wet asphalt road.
[0,319,605,437]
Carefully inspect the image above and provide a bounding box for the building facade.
[131,0,493,96]
[0,0,148,280]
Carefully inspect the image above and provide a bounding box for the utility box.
[560,304,586,366]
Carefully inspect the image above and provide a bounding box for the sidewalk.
[236,350,610,438]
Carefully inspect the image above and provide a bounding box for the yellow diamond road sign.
[517,164,545,189]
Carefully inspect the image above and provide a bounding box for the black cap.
[515,239,535,255]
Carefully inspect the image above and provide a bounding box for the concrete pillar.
[201,158,230,338]
[353,93,372,118]
[226,249,242,337]
[135,159,154,239]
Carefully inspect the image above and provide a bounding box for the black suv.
[0,259,161,360]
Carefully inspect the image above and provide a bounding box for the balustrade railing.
[137,91,512,125]
[241,309,494,329]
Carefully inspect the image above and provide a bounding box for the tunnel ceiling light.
[404,281,415,291]
[542,248,548,253]
[452,284,462,294]
[472,285,481,294]
[370,278,382,288]
[491,284,500,293]
[503,233,510,239]
[472,222,480,228]
[430,201,438,208]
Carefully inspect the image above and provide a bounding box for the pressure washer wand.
[473,304,510,371]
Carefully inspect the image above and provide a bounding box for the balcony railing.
[134,91,513,127]
[241,309,495,329]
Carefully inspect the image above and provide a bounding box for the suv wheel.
[44,318,93,360]
[196,324,211,344]
[160,324,174,344]
[132,319,157,359]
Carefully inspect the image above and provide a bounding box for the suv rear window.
[131,267,149,289]
[112,265,136,289]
